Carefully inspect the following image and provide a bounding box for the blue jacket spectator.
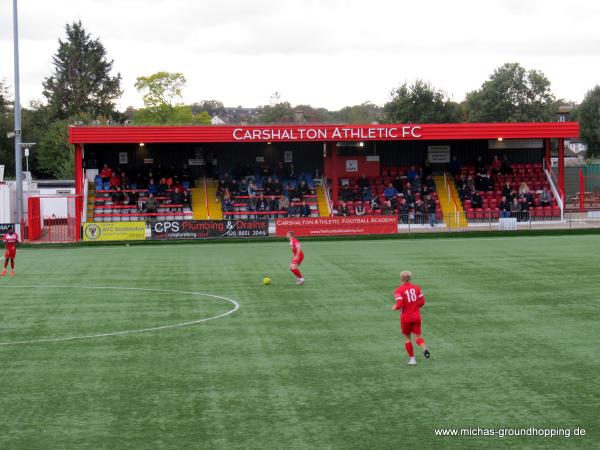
[147,179,158,195]
[384,183,398,199]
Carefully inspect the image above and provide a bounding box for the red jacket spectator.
[109,173,121,188]
[100,164,112,180]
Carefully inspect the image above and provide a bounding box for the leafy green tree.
[575,86,600,157]
[384,80,458,123]
[192,100,225,117]
[464,63,558,122]
[336,102,383,124]
[35,120,73,179]
[256,92,295,123]
[42,21,122,119]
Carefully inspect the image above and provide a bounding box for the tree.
[576,86,600,157]
[133,72,207,125]
[384,80,458,123]
[336,102,383,124]
[256,92,294,123]
[42,21,122,119]
[464,62,558,122]
[192,100,225,117]
[35,120,73,179]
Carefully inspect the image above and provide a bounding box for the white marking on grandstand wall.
[0,286,240,346]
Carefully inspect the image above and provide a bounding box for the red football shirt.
[393,282,425,322]
[3,232,19,252]
[290,237,302,257]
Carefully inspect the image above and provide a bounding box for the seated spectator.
[111,186,125,205]
[100,164,112,182]
[341,185,354,202]
[272,178,283,195]
[412,174,421,192]
[414,198,427,223]
[338,201,350,216]
[256,197,268,211]
[407,166,418,182]
[384,183,398,200]
[300,200,311,217]
[144,194,159,213]
[170,187,184,209]
[147,178,158,195]
[498,196,511,218]
[230,180,240,196]
[471,191,483,209]
[355,203,365,216]
[398,198,409,223]
[404,189,415,208]
[426,194,436,227]
[358,175,369,189]
[264,177,275,195]
[181,165,194,188]
[216,179,227,201]
[238,180,248,196]
[520,198,530,220]
[222,194,233,212]
[279,195,289,213]
[456,174,467,191]
[171,176,183,192]
[449,156,462,177]
[135,172,146,189]
[127,190,139,206]
[120,171,130,188]
[510,197,521,218]
[422,159,433,178]
[109,171,121,188]
[183,190,192,206]
[297,180,312,196]
[540,187,552,207]
[466,175,475,192]
[519,182,530,197]
[289,185,302,203]
[393,176,404,192]
[360,185,371,201]
[158,177,169,193]
[421,185,432,198]
[248,180,258,198]
[370,194,381,211]
[475,155,486,176]
[382,199,394,215]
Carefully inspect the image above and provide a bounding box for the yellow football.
[263,277,272,285]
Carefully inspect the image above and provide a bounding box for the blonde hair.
[400,271,412,282]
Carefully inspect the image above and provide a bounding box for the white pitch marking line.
[0,285,240,346]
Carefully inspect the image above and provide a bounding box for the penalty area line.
[0,285,240,346]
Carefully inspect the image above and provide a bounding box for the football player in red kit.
[392,270,430,365]
[1,226,19,277]
[286,231,305,285]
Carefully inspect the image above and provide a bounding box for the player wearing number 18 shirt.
[286,231,305,285]
[393,270,430,365]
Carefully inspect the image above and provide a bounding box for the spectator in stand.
[398,197,409,223]
[183,190,192,206]
[498,196,511,218]
[275,161,285,180]
[297,180,312,197]
[407,166,418,183]
[158,177,169,194]
[135,172,146,189]
[456,173,467,190]
[144,194,159,213]
[370,193,381,211]
[341,184,354,202]
[502,181,512,200]
[248,180,258,198]
[272,178,283,195]
[510,197,521,218]
[279,195,289,214]
[382,199,394,215]
[393,175,404,192]
[109,171,121,188]
[269,195,280,212]
[466,175,475,192]
[170,187,184,211]
[127,190,139,206]
[491,155,502,175]
[540,187,552,206]
[355,202,365,216]
[230,179,240,196]
[404,189,415,208]
[171,176,184,192]
[120,171,130,189]
[519,182,530,197]
[520,197,530,220]
[264,177,275,195]
[216,179,226,202]
[449,156,462,177]
[239,179,248,196]
[358,175,370,189]
[147,178,158,195]
[338,201,350,216]
[300,200,311,217]
[390,195,399,212]
[475,156,486,176]
[414,198,427,223]
[501,155,513,175]
[111,186,125,205]
[426,194,436,227]
[412,174,421,192]
[100,164,113,182]
[471,191,483,209]
[256,197,268,211]
[286,163,297,180]
[181,165,194,188]
[422,160,433,178]
[384,182,398,200]
[222,194,233,212]
[421,184,432,198]
[360,184,371,201]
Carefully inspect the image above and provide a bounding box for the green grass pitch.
[1,234,599,449]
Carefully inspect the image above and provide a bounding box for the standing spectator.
[510,197,521,219]
[398,198,409,223]
[426,195,436,227]
[382,199,394,215]
[120,171,130,189]
[501,155,513,174]
[422,160,433,178]
[264,177,275,195]
[144,194,159,213]
[370,193,381,211]
[414,198,427,223]
[449,156,462,177]
[520,198,530,221]
[502,181,512,199]
[183,190,192,206]
[475,156,486,175]
[100,164,113,182]
[147,178,158,195]
[222,194,233,212]
[407,166,418,182]
[498,196,511,218]
[272,178,283,195]
[519,182,530,197]
[491,155,502,174]
[540,187,552,206]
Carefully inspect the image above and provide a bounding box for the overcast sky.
[1,0,599,111]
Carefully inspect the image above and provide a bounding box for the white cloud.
[0,0,598,111]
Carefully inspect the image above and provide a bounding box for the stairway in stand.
[192,179,222,220]
[86,182,95,222]
[316,184,331,217]
[433,175,468,228]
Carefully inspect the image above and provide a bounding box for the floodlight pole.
[12,0,24,225]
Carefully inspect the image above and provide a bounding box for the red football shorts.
[401,319,421,336]
[4,249,16,259]
[291,252,304,265]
